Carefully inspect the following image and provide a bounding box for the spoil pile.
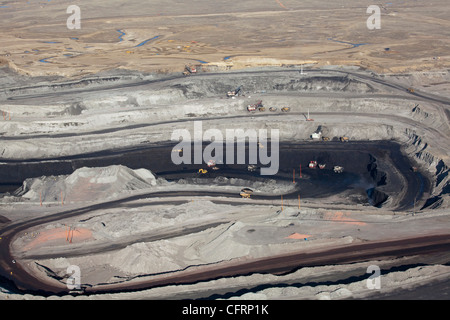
[15,165,158,203]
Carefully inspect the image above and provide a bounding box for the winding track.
[1,190,449,295]
[1,68,448,154]
[3,68,450,106]
[0,68,449,296]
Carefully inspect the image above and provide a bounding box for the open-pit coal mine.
[0,63,448,301]
[0,140,431,211]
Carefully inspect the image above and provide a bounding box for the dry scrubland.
[0,0,449,77]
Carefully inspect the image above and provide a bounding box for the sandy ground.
[0,0,449,78]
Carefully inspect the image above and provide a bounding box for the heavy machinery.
[248,100,263,112]
[407,88,415,93]
[240,188,253,198]
[207,159,216,167]
[334,166,344,173]
[340,136,349,142]
[258,106,266,112]
[227,86,241,97]
[248,164,258,172]
[319,164,326,169]
[281,107,290,112]
[322,136,330,141]
[198,169,208,174]
[305,110,314,121]
[269,107,277,112]
[311,132,322,140]
[309,160,318,168]
[183,65,197,76]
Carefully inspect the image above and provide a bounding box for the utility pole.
[300,65,307,75]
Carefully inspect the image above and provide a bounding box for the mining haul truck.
[240,188,254,198]
[334,166,344,173]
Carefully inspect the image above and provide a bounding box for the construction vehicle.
[248,100,263,112]
[207,159,216,167]
[269,107,277,112]
[407,88,415,93]
[258,106,266,112]
[340,136,349,142]
[248,164,258,172]
[198,169,208,174]
[305,109,314,121]
[319,164,326,169]
[183,65,197,76]
[247,104,256,112]
[322,136,330,141]
[240,188,253,198]
[309,160,318,169]
[334,166,344,173]
[281,107,290,112]
[311,132,322,140]
[227,86,241,97]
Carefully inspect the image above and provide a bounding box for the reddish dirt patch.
[324,211,367,226]
[286,232,312,240]
[24,227,93,251]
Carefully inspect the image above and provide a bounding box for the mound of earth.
[16,165,158,203]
